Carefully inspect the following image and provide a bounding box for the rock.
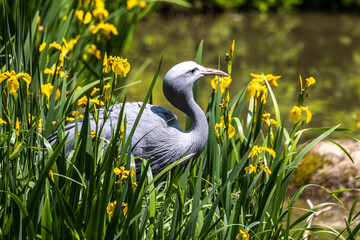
[292,140,360,198]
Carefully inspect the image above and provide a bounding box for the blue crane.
[50,61,228,177]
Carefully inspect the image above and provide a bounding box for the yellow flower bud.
[49,170,55,182]
[15,118,19,136]
[38,119,43,134]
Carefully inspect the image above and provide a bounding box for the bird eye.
[189,68,198,74]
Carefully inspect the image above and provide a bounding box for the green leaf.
[291,124,340,169]
[326,139,354,163]
[3,191,36,239]
[41,197,53,239]
[289,203,336,229]
[27,134,67,219]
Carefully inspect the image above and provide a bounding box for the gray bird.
[50,61,228,177]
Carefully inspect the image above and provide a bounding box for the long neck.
[164,84,209,152]
[185,97,208,135]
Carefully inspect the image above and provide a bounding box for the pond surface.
[128,12,360,139]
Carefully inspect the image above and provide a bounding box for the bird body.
[52,61,228,176]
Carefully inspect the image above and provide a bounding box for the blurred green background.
[128,11,360,139]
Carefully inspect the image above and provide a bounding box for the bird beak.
[203,68,229,77]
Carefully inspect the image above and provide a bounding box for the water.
[127,12,360,139]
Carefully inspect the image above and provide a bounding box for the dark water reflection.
[128,12,360,139]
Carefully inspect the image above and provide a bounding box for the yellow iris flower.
[130,166,136,183]
[0,117,7,125]
[66,35,80,51]
[106,201,117,217]
[247,79,267,104]
[248,145,276,158]
[215,115,236,139]
[93,0,109,21]
[93,8,109,20]
[290,105,312,124]
[127,0,147,9]
[245,164,257,175]
[122,202,128,218]
[75,10,92,24]
[66,111,84,122]
[90,22,118,36]
[264,166,271,175]
[103,83,111,101]
[236,228,250,240]
[77,95,88,106]
[88,44,101,60]
[102,53,131,77]
[27,114,43,134]
[262,113,277,126]
[115,166,131,184]
[92,0,109,21]
[250,73,281,87]
[41,83,54,99]
[114,167,121,175]
[48,37,79,65]
[75,10,83,21]
[49,42,62,50]
[28,114,35,126]
[90,87,100,96]
[44,64,68,78]
[0,70,32,94]
[211,75,232,94]
[247,73,281,106]
[305,76,316,88]
[7,77,19,95]
[110,56,131,76]
[90,131,97,139]
[90,99,105,106]
[114,166,130,176]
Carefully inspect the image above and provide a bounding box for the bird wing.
[125,104,195,176]
[48,102,194,177]
[48,102,185,158]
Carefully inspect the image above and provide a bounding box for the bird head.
[163,61,229,116]
[163,61,229,98]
